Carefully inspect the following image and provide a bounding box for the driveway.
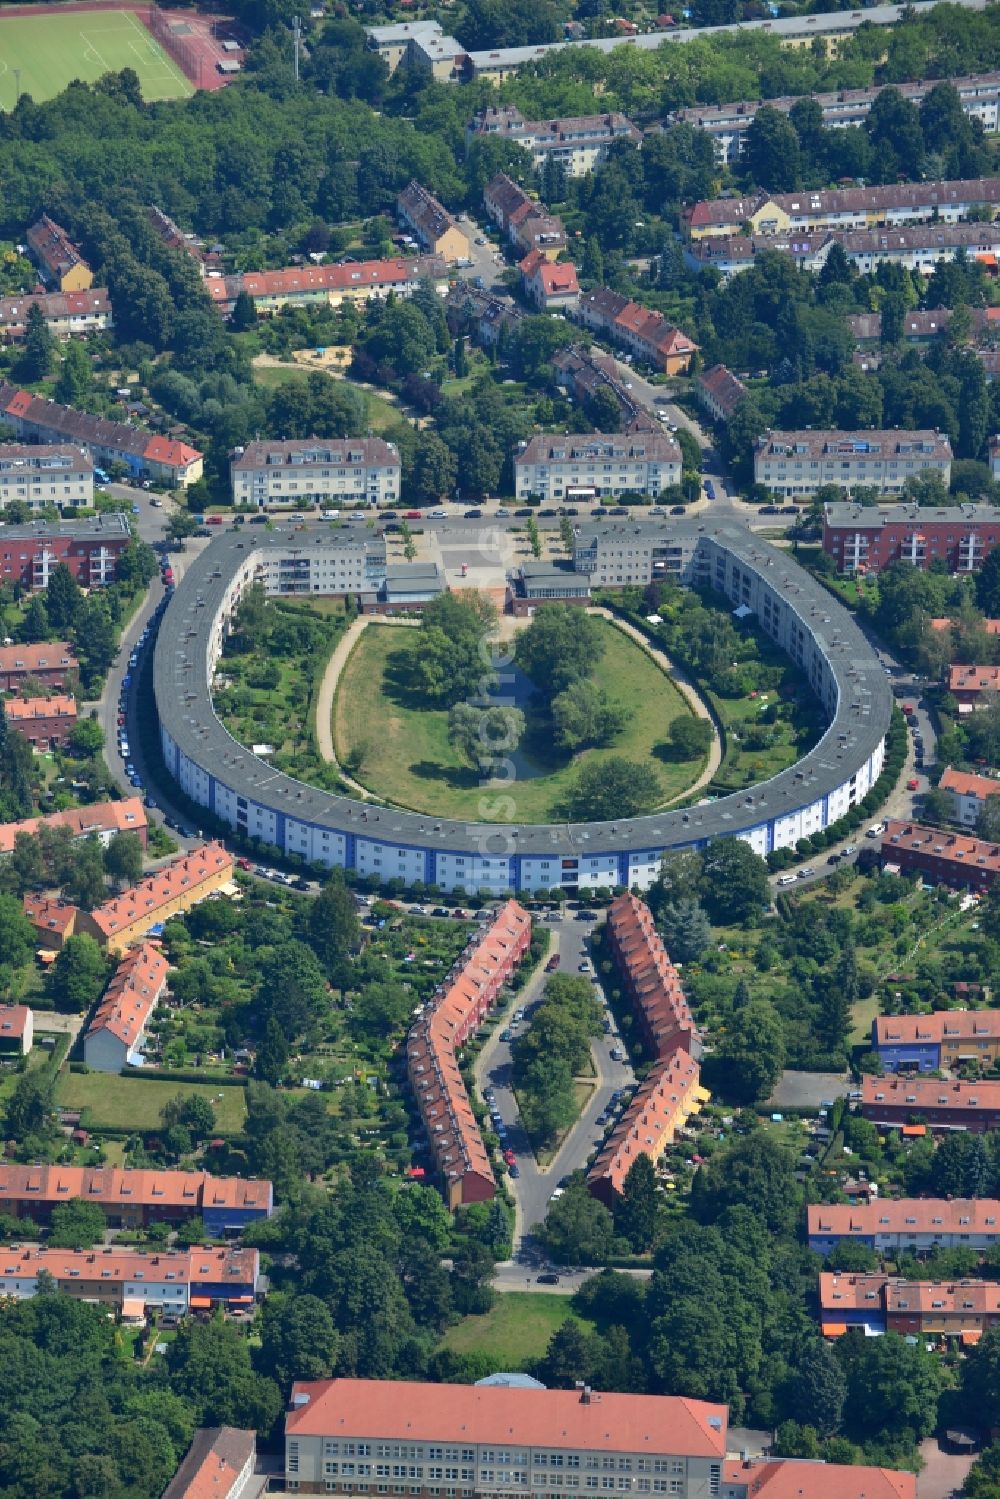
[917,1438,975,1499]
[767,1070,849,1112]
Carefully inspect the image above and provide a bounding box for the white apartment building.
[572,521,689,587]
[230,439,401,508]
[515,433,681,501]
[0,444,93,512]
[939,767,1000,827]
[284,1379,728,1499]
[754,429,952,498]
[469,105,640,175]
[256,537,388,597]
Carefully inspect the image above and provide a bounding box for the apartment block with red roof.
[576,289,698,374]
[163,1428,267,1499]
[721,1456,914,1499]
[695,365,748,424]
[0,1004,33,1056]
[284,1379,729,1496]
[23,894,78,950]
[519,249,579,311]
[83,941,169,1072]
[880,818,1000,892]
[819,1269,1000,1346]
[0,1165,273,1231]
[940,766,1000,826]
[407,900,531,1209]
[588,1049,709,1205]
[0,382,202,488]
[872,1007,1000,1073]
[76,841,235,953]
[0,1243,259,1319]
[0,796,147,856]
[861,1072,1000,1132]
[807,1198,1000,1257]
[605,893,699,1062]
[212,257,449,320]
[949,663,1000,707]
[5,694,76,750]
[0,641,77,692]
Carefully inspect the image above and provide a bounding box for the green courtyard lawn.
[333,617,700,823]
[705,650,826,794]
[439,1293,590,1368]
[56,1072,248,1135]
[0,9,193,108]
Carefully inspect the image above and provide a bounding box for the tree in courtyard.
[48,1199,106,1250]
[9,831,45,892]
[256,1016,289,1085]
[161,1094,216,1143]
[449,703,525,766]
[45,933,108,1014]
[790,1340,847,1437]
[838,1330,942,1441]
[410,591,499,708]
[258,940,328,1038]
[561,758,662,822]
[666,716,713,759]
[230,289,258,331]
[657,897,711,964]
[258,1293,339,1394]
[551,681,630,753]
[515,1053,578,1147]
[104,830,144,888]
[515,604,603,695]
[20,303,55,381]
[813,943,858,1054]
[166,1317,283,1431]
[700,837,769,924]
[73,597,117,688]
[741,106,802,191]
[349,981,413,1043]
[4,1072,54,1144]
[18,595,50,645]
[67,717,104,758]
[307,871,360,977]
[614,1154,659,1252]
[707,996,785,1104]
[977,548,1000,616]
[406,431,457,508]
[45,564,82,633]
[63,838,107,911]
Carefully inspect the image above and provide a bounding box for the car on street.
[503,1148,516,1166]
[508,1163,519,1178]
[430,509,448,518]
[545,955,561,972]
[463,508,483,519]
[798,866,815,879]
[237,858,253,870]
[610,1046,625,1061]
[578,959,593,973]
[704,480,715,499]
[292,877,311,891]
[907,777,920,790]
[827,853,841,865]
[500,1029,513,1042]
[497,507,511,517]
[603,1019,613,1034]
[670,505,686,515]
[514,508,532,517]
[432,906,450,917]
[537,1272,560,1284]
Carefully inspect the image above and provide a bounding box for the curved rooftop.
[153,519,892,859]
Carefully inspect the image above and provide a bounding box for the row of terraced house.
[407,900,532,1208]
[588,894,707,1205]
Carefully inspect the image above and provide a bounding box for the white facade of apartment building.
[515,435,681,501]
[0,445,93,512]
[231,440,401,508]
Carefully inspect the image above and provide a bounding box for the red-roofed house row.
[820,1269,1000,1344]
[5,694,76,750]
[0,381,202,487]
[0,795,147,856]
[0,288,111,343]
[0,641,77,692]
[862,1072,1000,1133]
[588,1048,708,1205]
[949,663,1000,706]
[577,288,698,375]
[880,818,1000,892]
[206,255,449,319]
[940,766,1000,827]
[83,941,169,1072]
[0,1165,272,1232]
[604,893,699,1063]
[0,1243,259,1319]
[872,1006,1000,1072]
[721,1456,914,1499]
[808,1198,1000,1257]
[407,900,531,1209]
[75,841,234,953]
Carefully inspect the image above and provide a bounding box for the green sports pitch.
[0,9,194,107]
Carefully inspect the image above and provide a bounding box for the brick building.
[0,796,147,855]
[861,1072,1000,1132]
[0,445,94,513]
[603,893,699,1060]
[755,430,952,500]
[0,642,77,692]
[820,1270,1000,1345]
[880,818,1000,892]
[0,1165,272,1232]
[588,1048,708,1205]
[76,842,235,953]
[939,767,1000,826]
[208,257,448,320]
[0,513,131,589]
[577,288,698,374]
[871,1007,1000,1073]
[823,501,998,574]
[407,900,531,1209]
[5,694,77,750]
[83,942,170,1073]
[808,1198,1000,1256]
[283,1378,729,1498]
[26,216,93,292]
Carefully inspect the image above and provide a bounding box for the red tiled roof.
[0,1164,272,1213]
[22,894,78,937]
[606,893,697,1059]
[588,1048,704,1198]
[863,1072,1000,1115]
[162,1428,257,1499]
[85,941,168,1052]
[940,767,1000,799]
[143,434,201,468]
[5,695,76,722]
[0,796,146,855]
[286,1379,728,1458]
[949,664,1000,694]
[881,819,1000,875]
[808,1198,1000,1239]
[723,1456,915,1498]
[0,1243,258,1290]
[874,1006,1000,1047]
[0,642,76,676]
[0,1005,31,1040]
[87,842,233,939]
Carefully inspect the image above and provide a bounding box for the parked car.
[537,1272,560,1284]
[463,508,483,519]
[545,955,561,972]
[907,777,920,791]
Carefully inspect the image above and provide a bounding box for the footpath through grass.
[334,618,699,822]
[440,1293,591,1367]
[0,10,193,107]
